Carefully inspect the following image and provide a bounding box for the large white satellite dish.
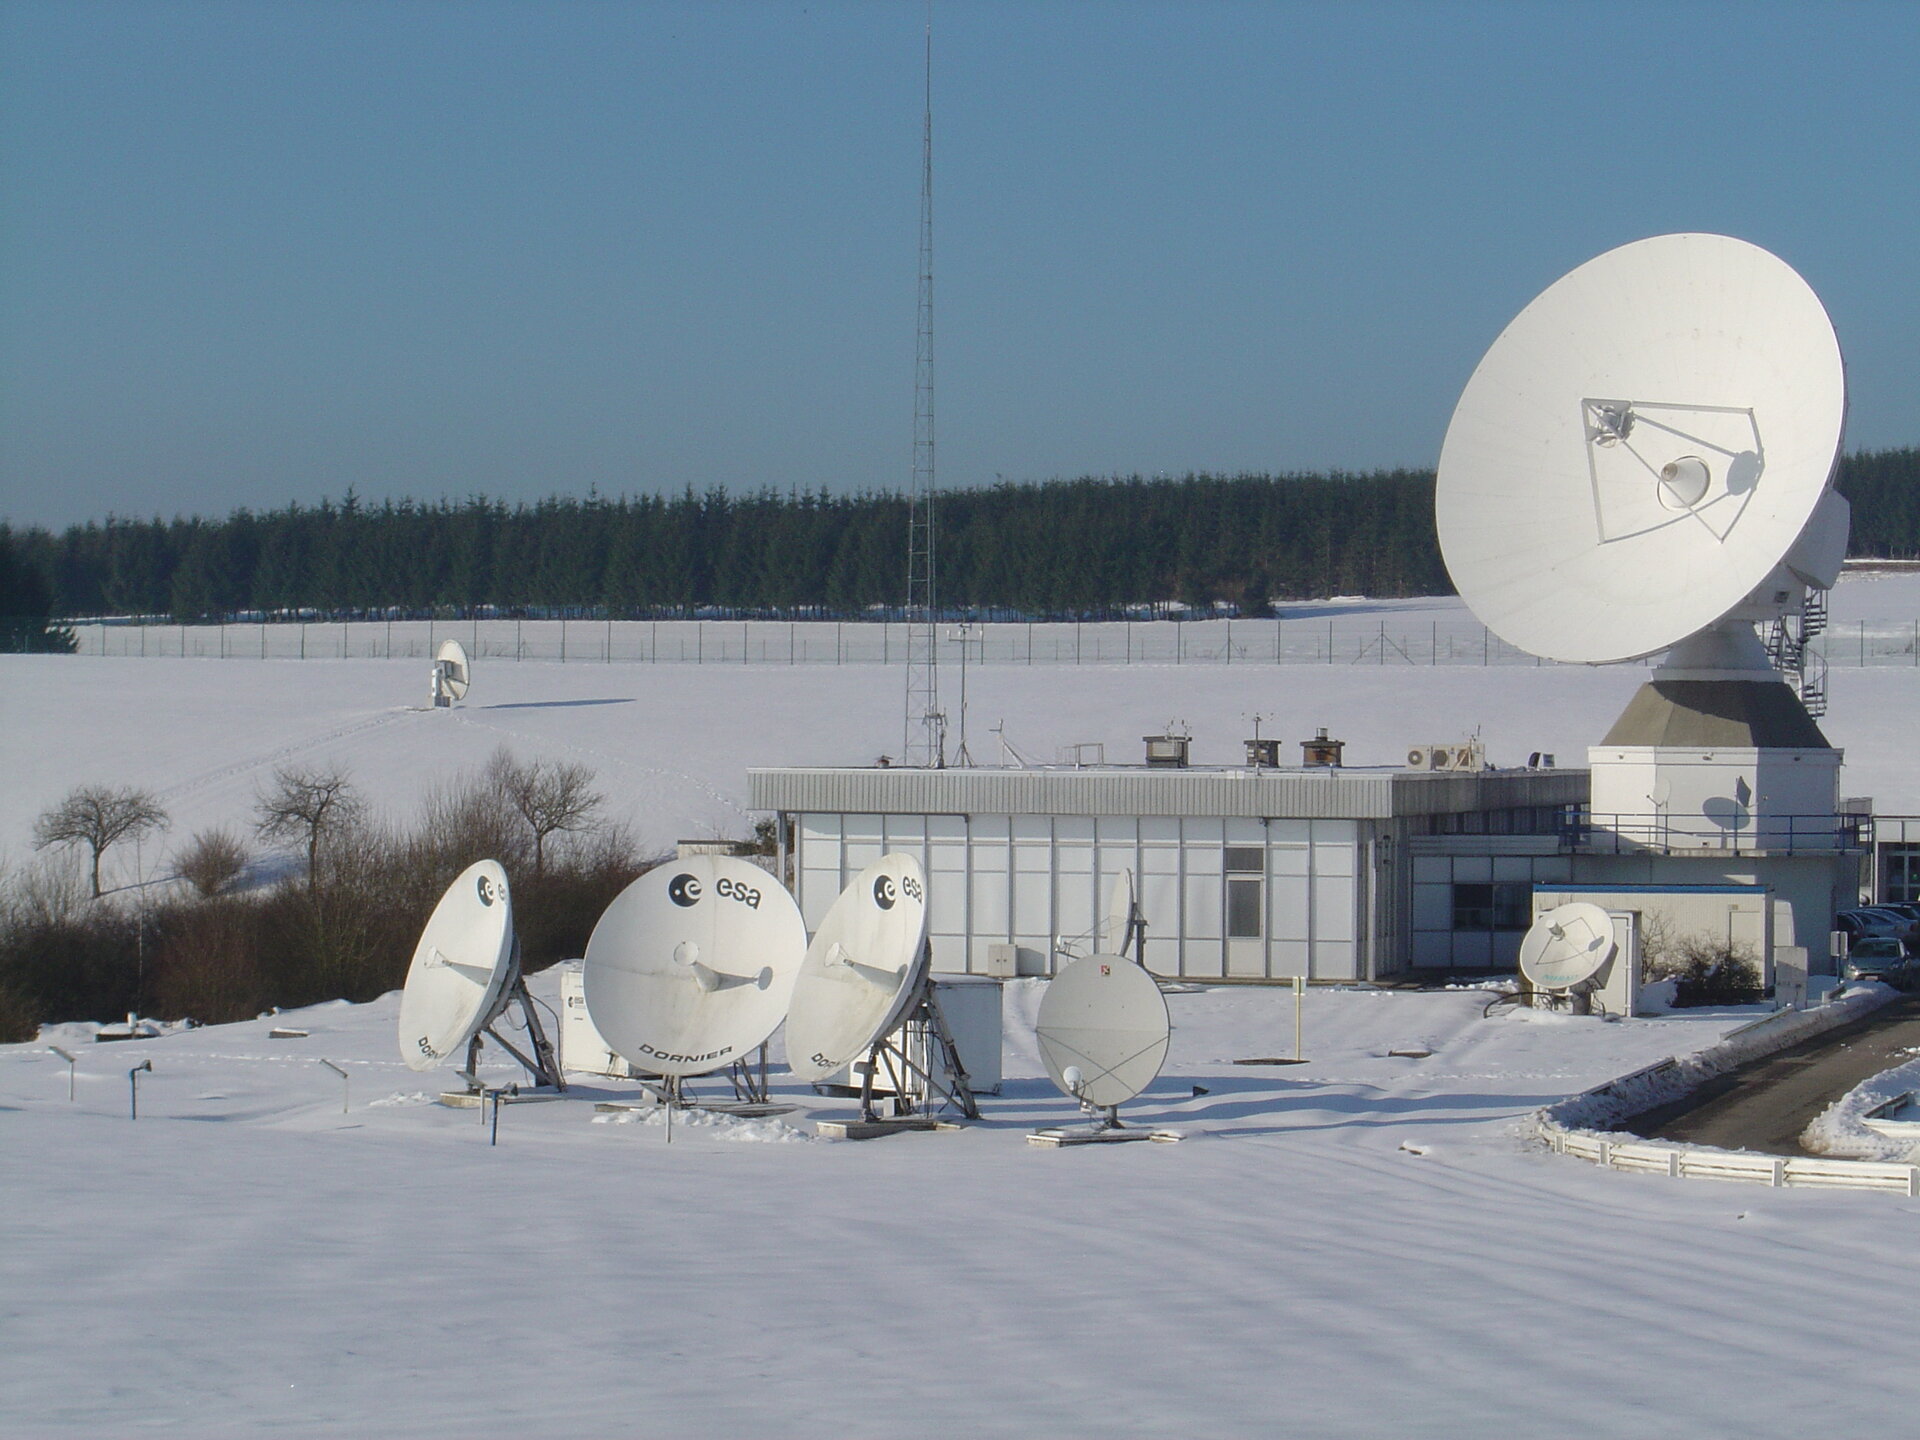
[1102,868,1143,962]
[582,855,804,1103]
[785,854,929,1084]
[431,639,470,707]
[1436,233,1846,665]
[1518,901,1618,993]
[1030,954,1177,1146]
[397,860,564,1093]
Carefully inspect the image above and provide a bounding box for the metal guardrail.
[1562,811,1873,856]
[1542,1127,1920,1195]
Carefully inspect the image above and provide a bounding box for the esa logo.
[475,874,497,907]
[667,873,703,907]
[716,876,761,910]
[874,872,923,910]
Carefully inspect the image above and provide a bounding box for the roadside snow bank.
[1542,984,1898,1134]
[1802,1050,1920,1160]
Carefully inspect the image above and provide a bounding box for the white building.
[749,756,1584,983]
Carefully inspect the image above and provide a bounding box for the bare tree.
[254,764,364,890]
[488,750,604,875]
[31,785,169,898]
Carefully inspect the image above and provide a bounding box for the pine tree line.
[5,449,1916,624]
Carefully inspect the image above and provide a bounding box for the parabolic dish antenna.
[1436,233,1846,664]
[1035,954,1170,1111]
[1518,902,1618,993]
[784,854,929,1084]
[431,639,470,706]
[582,855,804,1083]
[398,860,515,1071]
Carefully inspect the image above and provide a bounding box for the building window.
[1453,882,1530,932]
[1884,845,1920,903]
[1223,847,1264,939]
[1226,876,1262,938]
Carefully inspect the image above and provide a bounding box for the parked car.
[1842,936,1918,987]
[1836,908,1912,941]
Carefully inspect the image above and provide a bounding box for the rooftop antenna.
[903,3,944,768]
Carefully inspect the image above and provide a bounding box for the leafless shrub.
[176,828,248,898]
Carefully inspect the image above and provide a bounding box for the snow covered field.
[9,576,1920,1435]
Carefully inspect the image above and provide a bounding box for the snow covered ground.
[12,977,1917,1438]
[10,574,1920,1434]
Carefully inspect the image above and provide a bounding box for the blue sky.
[3,0,1916,530]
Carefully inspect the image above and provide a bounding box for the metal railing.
[1563,810,1872,856]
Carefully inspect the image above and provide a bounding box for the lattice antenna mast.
[903,8,945,768]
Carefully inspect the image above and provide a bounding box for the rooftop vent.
[1301,728,1344,768]
[1244,737,1281,769]
[1143,734,1191,768]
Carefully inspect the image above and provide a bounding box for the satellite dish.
[1101,869,1143,963]
[582,856,804,1096]
[784,854,929,1084]
[431,639,470,707]
[1436,233,1846,665]
[1031,954,1173,1146]
[398,860,515,1071]
[397,861,564,1093]
[1518,902,1618,992]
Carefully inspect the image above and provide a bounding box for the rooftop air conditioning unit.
[1406,744,1447,771]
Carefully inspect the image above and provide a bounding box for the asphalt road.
[1627,993,1920,1155]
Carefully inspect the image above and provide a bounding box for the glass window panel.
[970,870,1009,934]
[972,815,1010,843]
[884,816,927,846]
[1185,872,1221,939]
[1141,872,1180,937]
[1055,869,1096,951]
[1312,842,1355,878]
[1015,844,1052,872]
[1142,845,1180,875]
[1225,846,1264,873]
[1313,940,1357,980]
[1413,882,1453,932]
[1270,845,1310,877]
[1412,856,1451,883]
[929,839,969,873]
[799,815,841,846]
[1227,876,1263,938]
[1056,844,1094,875]
[1314,875,1355,941]
[1269,939,1309,978]
[1013,870,1052,934]
[1270,875,1310,940]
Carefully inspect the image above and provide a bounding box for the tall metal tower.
[902,9,945,768]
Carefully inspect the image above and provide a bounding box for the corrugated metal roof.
[747,766,1588,819]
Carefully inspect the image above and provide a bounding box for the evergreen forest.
[5,449,1918,633]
